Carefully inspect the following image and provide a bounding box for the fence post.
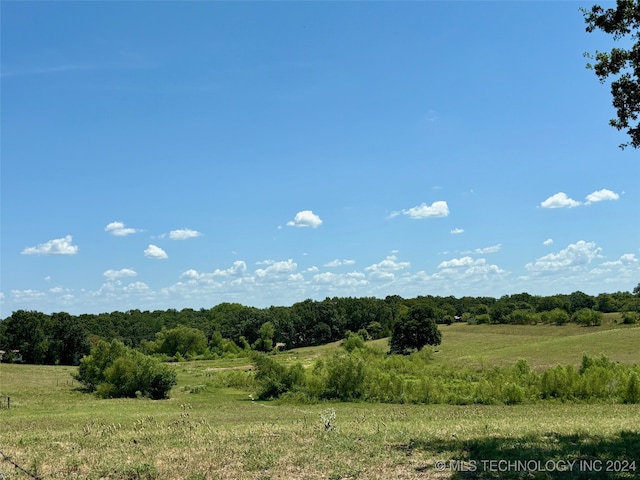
[7,397,9,410]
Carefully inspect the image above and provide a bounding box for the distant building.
[0,350,23,363]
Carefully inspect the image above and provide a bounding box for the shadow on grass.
[399,430,639,479]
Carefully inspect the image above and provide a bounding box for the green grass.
[430,321,640,371]
[0,322,639,479]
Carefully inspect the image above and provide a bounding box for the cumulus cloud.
[103,268,137,280]
[541,189,620,209]
[389,201,450,219]
[11,289,46,300]
[144,244,168,259]
[169,228,202,240]
[585,188,620,204]
[451,228,464,235]
[368,271,396,283]
[212,260,247,277]
[324,259,356,267]
[600,253,638,267]
[22,235,78,255]
[525,240,602,273]
[286,210,323,228]
[123,281,151,293]
[433,257,507,282]
[543,238,554,246]
[255,259,298,281]
[365,255,411,273]
[180,269,200,280]
[463,244,502,255]
[540,192,581,209]
[312,271,367,287]
[437,256,476,269]
[105,221,139,236]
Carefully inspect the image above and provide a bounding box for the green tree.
[154,325,208,357]
[582,0,640,149]
[389,305,442,355]
[0,310,48,364]
[49,312,90,365]
[252,321,275,352]
[74,339,177,399]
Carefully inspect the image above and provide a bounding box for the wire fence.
[0,448,44,480]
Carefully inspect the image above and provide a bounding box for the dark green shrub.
[74,340,177,399]
[324,352,366,400]
[249,351,306,400]
[573,308,602,326]
[342,331,366,352]
[624,371,640,403]
[502,382,525,405]
[621,311,639,324]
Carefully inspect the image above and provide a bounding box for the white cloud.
[525,240,602,273]
[438,256,476,269]
[433,257,508,283]
[11,289,46,300]
[368,271,396,283]
[212,260,247,277]
[451,228,464,235]
[286,210,323,228]
[585,188,620,204]
[365,255,411,273]
[180,269,200,279]
[543,238,554,246]
[105,221,139,236]
[389,200,450,219]
[123,281,151,293]
[144,244,168,259]
[601,253,638,267]
[21,235,78,255]
[103,268,137,280]
[312,271,367,287]
[541,189,620,209]
[540,192,581,209]
[255,259,298,281]
[324,259,356,267]
[463,244,502,255]
[169,228,202,240]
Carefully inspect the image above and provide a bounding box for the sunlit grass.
[0,321,638,479]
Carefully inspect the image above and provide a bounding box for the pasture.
[0,322,638,479]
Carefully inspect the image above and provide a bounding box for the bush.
[573,308,602,326]
[624,371,640,404]
[621,311,639,324]
[502,382,525,405]
[342,331,366,352]
[74,340,177,399]
[249,351,305,400]
[324,352,367,400]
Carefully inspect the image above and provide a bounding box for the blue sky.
[1,1,638,316]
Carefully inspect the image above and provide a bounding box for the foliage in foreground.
[74,339,177,399]
[249,347,640,405]
[582,0,640,149]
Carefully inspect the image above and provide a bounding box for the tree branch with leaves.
[582,0,640,149]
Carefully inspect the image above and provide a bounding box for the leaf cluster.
[582,0,640,148]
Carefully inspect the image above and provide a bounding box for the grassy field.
[0,322,639,479]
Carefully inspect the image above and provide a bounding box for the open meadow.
[1,322,639,480]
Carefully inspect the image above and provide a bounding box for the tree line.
[1,288,639,365]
